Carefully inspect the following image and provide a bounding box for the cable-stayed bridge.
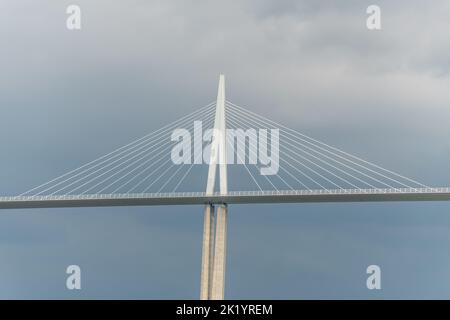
[1,75,449,299]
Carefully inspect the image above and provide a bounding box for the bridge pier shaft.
[200,204,215,300]
[210,204,227,300]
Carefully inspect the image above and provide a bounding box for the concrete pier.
[210,204,227,300]
[200,204,215,300]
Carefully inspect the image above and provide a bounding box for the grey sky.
[0,1,450,298]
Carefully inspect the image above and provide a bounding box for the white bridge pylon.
[201,74,228,300]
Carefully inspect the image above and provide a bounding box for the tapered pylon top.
[205,74,228,195]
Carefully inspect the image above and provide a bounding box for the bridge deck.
[1,188,450,209]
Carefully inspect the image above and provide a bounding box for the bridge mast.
[200,74,228,300]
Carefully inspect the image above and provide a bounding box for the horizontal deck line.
[1,188,450,209]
